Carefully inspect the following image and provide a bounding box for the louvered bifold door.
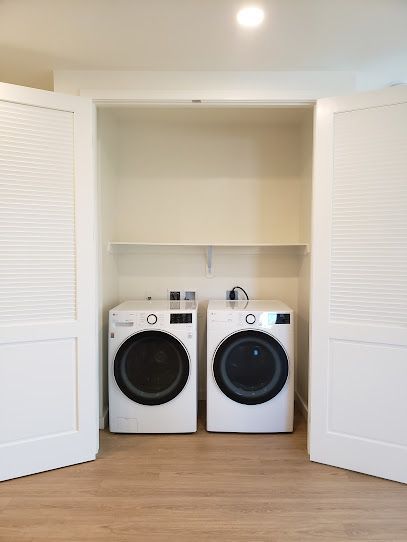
[0,83,98,481]
[309,86,407,483]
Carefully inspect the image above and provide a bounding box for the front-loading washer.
[207,300,294,433]
[109,300,197,433]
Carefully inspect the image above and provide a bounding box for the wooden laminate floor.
[1,408,406,542]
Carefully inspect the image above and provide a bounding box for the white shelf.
[108,241,310,252]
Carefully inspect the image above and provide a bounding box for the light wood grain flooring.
[0,407,406,542]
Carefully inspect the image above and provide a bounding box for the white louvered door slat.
[0,101,76,323]
[0,82,97,481]
[330,104,407,327]
[310,86,407,483]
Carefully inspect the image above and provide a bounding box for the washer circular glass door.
[213,330,289,405]
[114,330,190,406]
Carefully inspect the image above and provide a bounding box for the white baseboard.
[99,407,109,430]
[295,391,308,421]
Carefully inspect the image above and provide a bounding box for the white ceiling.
[0,0,406,90]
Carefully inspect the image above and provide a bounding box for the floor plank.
[1,409,406,542]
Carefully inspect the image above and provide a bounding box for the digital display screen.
[276,313,290,324]
[266,313,290,324]
[170,313,193,324]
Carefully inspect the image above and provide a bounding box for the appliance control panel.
[111,311,195,329]
[239,312,290,326]
[208,311,291,326]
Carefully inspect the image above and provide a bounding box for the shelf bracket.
[206,245,214,278]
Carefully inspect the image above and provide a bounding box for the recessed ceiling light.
[236,6,265,28]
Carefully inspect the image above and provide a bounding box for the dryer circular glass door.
[114,330,190,406]
[213,330,289,405]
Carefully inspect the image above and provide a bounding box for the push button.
[147,314,157,325]
[246,314,256,324]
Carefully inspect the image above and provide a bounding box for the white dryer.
[109,300,197,433]
[207,300,294,433]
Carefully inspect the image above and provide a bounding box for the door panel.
[310,86,407,483]
[0,83,97,481]
[213,330,289,405]
[0,339,77,445]
[113,330,190,405]
[328,339,407,446]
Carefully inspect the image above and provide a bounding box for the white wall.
[54,69,407,105]
[53,70,358,101]
[356,53,407,91]
[115,108,305,244]
[296,112,314,414]
[97,109,119,426]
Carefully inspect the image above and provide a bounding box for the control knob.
[147,314,157,325]
[246,313,256,324]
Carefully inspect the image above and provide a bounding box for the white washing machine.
[109,300,197,433]
[207,300,294,433]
